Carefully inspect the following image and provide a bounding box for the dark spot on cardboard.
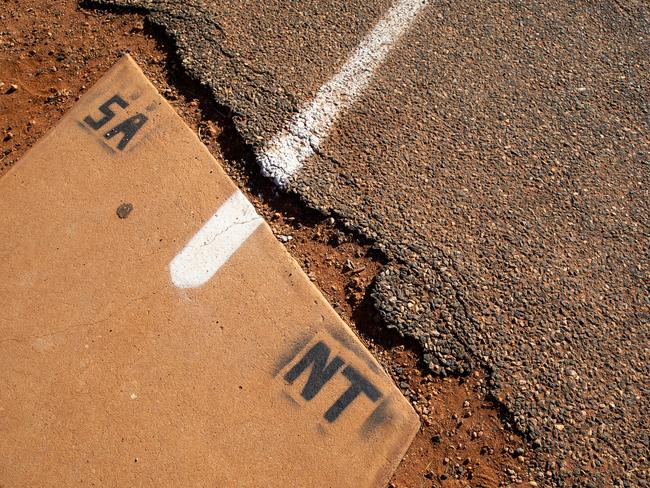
[116,202,133,219]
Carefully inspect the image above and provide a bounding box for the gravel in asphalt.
[88,0,649,485]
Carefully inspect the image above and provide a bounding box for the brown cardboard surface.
[0,56,418,487]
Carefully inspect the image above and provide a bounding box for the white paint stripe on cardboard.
[257,0,428,187]
[170,190,263,288]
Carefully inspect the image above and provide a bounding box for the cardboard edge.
[373,410,420,487]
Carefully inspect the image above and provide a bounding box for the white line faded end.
[257,0,428,187]
[169,190,263,288]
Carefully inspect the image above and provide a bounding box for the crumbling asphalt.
[88,0,649,485]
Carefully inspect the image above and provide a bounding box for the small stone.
[131,20,144,32]
[116,202,134,219]
[431,434,442,445]
[277,234,293,243]
[480,446,491,455]
[6,84,18,94]
[513,447,525,457]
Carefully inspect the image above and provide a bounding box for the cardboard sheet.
[0,55,418,487]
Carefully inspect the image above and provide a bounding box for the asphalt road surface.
[90,0,648,485]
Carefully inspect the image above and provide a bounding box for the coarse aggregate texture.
[87,0,649,485]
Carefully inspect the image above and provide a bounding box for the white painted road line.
[169,190,263,288]
[170,0,426,288]
[257,0,428,187]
